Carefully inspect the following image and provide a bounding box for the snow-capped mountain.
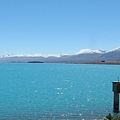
[99,47,120,61]
[0,47,120,63]
[108,47,120,52]
[76,49,106,54]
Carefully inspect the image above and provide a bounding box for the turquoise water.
[0,63,120,120]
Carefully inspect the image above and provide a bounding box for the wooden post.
[114,92,119,112]
[112,82,120,112]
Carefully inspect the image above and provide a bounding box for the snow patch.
[108,47,120,52]
[76,49,105,54]
[1,54,61,58]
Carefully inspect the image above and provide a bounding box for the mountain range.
[0,47,120,64]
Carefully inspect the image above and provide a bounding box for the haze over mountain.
[0,47,120,63]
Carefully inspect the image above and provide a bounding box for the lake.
[0,63,120,120]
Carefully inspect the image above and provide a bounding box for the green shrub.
[104,113,120,120]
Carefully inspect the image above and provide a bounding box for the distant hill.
[0,47,120,64]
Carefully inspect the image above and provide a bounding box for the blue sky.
[0,0,120,55]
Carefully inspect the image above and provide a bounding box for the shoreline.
[78,61,120,65]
